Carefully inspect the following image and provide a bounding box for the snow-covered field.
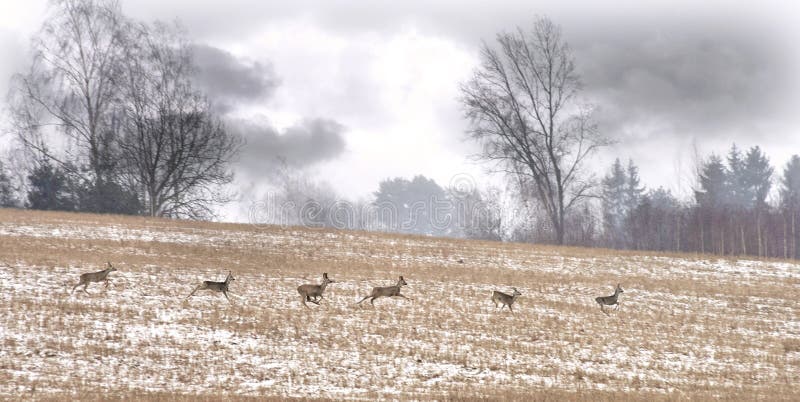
[0,209,798,400]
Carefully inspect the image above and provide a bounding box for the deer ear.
[399,275,404,280]
[323,273,328,278]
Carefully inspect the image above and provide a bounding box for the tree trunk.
[741,226,746,256]
[555,200,566,245]
[757,212,763,257]
[793,211,797,259]
[699,217,705,255]
[784,217,788,259]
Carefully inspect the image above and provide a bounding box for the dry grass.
[0,208,799,401]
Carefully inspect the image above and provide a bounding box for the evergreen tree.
[601,158,627,247]
[743,146,772,208]
[0,161,17,208]
[649,187,679,211]
[696,155,728,208]
[625,159,645,213]
[780,155,800,210]
[374,175,449,236]
[649,187,680,251]
[726,144,748,208]
[27,159,76,211]
[78,178,142,215]
[695,155,729,254]
[741,146,773,256]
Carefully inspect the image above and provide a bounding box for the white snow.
[0,218,798,398]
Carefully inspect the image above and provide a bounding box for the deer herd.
[71,263,624,315]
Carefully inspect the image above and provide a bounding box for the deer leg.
[82,282,91,294]
[187,285,202,299]
[508,304,514,313]
[395,293,412,302]
[104,279,110,288]
[223,291,232,304]
[71,281,82,294]
[370,296,377,306]
[356,295,370,305]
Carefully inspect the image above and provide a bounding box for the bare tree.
[116,22,241,218]
[460,16,608,244]
[8,0,125,183]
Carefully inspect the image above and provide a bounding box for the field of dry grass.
[1,208,799,401]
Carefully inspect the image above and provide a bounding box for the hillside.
[0,209,798,401]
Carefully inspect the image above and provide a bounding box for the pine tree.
[697,155,728,208]
[27,159,76,211]
[625,159,644,212]
[726,144,748,208]
[780,156,800,208]
[602,158,627,248]
[742,146,773,256]
[0,161,17,208]
[743,146,773,208]
[696,155,728,254]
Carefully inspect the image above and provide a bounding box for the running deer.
[187,271,235,303]
[491,287,522,312]
[297,273,336,308]
[357,276,410,306]
[595,284,624,315]
[71,262,117,294]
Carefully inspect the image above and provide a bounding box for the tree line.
[455,14,800,260]
[600,147,800,259]
[4,6,798,260]
[252,166,503,241]
[254,144,800,261]
[2,0,240,219]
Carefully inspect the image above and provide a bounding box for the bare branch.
[460,16,608,244]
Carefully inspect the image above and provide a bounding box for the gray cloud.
[123,2,798,143]
[571,22,797,144]
[7,0,800,208]
[233,117,347,175]
[0,30,29,113]
[190,44,279,112]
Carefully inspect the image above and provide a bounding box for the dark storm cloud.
[233,118,347,174]
[137,1,797,141]
[571,22,796,143]
[190,44,279,112]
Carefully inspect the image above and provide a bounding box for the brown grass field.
[0,208,798,401]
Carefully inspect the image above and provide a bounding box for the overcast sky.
[1,0,799,221]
